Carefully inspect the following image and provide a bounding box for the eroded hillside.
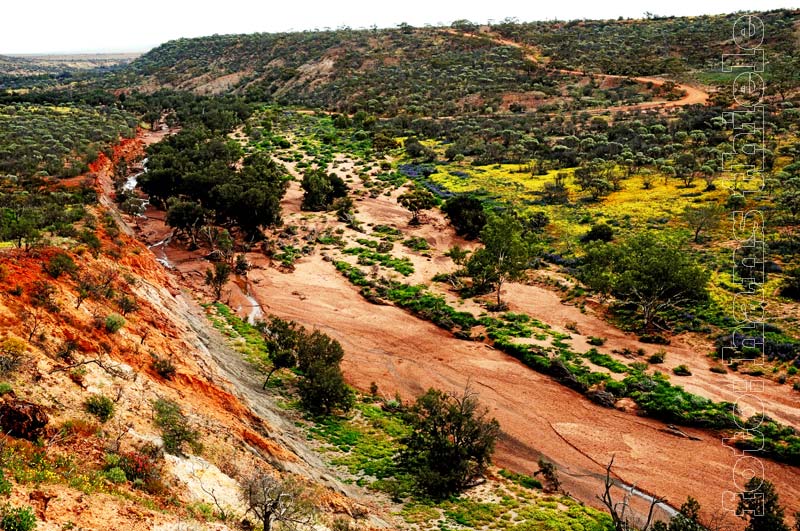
[0,132,387,531]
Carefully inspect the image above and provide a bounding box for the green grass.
[305,398,414,495]
[403,237,431,252]
[343,246,415,276]
[584,349,629,374]
[301,397,613,531]
[209,303,269,363]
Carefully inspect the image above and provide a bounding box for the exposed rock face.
[548,359,587,393]
[0,398,49,440]
[586,389,616,408]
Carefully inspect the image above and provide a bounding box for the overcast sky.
[3,0,798,54]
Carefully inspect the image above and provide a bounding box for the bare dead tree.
[50,358,128,380]
[239,473,315,531]
[21,309,43,342]
[598,455,667,531]
[191,468,233,522]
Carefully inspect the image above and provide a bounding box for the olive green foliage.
[205,262,232,301]
[129,28,579,117]
[399,388,499,499]
[152,398,201,456]
[492,11,798,77]
[301,168,348,211]
[296,330,353,416]
[44,252,78,279]
[150,355,176,380]
[84,394,115,422]
[0,505,36,531]
[342,246,414,276]
[652,497,706,531]
[738,477,790,531]
[398,185,436,224]
[681,203,724,242]
[259,316,302,387]
[209,302,352,415]
[581,233,709,330]
[165,199,207,247]
[581,223,614,243]
[0,103,135,179]
[442,195,486,239]
[467,212,536,306]
[104,313,126,333]
[142,127,288,236]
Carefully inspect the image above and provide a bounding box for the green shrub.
[0,340,24,376]
[584,349,628,373]
[403,237,430,251]
[673,364,692,376]
[587,336,606,346]
[648,350,666,364]
[605,380,628,397]
[497,469,542,490]
[103,467,127,484]
[84,394,115,422]
[151,356,176,380]
[104,313,125,333]
[581,223,614,243]
[44,252,77,279]
[0,505,36,531]
[153,398,200,455]
[0,471,10,497]
[709,365,727,374]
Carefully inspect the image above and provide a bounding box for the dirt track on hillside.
[445,29,709,114]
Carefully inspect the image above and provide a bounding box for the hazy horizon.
[4,0,798,55]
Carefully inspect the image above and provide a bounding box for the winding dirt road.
[445,29,709,114]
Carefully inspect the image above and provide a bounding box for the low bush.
[647,350,666,364]
[0,339,24,376]
[103,467,127,484]
[403,237,430,251]
[497,468,542,490]
[44,252,77,279]
[108,449,162,492]
[388,284,476,332]
[104,313,125,333]
[152,399,201,455]
[584,349,628,373]
[673,364,692,376]
[0,505,36,531]
[84,394,115,423]
[343,247,414,276]
[151,356,176,380]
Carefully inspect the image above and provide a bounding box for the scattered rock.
[28,490,56,520]
[615,397,637,412]
[548,359,586,393]
[0,398,49,440]
[662,424,702,441]
[586,389,616,408]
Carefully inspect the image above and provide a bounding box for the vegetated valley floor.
[119,124,800,525]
